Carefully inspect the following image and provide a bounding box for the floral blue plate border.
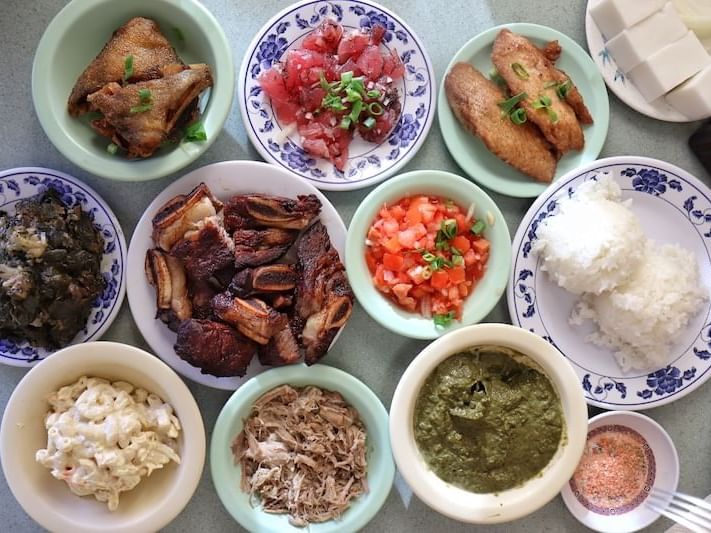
[584,0,691,123]
[238,0,436,191]
[0,168,126,367]
[507,157,711,410]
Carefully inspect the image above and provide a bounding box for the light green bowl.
[32,0,234,181]
[438,23,610,198]
[210,364,394,533]
[345,170,511,339]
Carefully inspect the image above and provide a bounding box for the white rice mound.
[533,174,646,295]
[571,241,707,371]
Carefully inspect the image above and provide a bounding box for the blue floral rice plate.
[238,0,435,191]
[0,168,126,367]
[507,156,711,410]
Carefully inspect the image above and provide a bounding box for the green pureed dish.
[414,345,563,493]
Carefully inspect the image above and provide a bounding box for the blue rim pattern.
[241,0,434,188]
[510,162,711,408]
[0,170,125,365]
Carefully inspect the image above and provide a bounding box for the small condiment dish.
[389,323,588,523]
[345,170,511,339]
[561,410,680,533]
[210,363,395,532]
[0,341,205,533]
[32,0,234,181]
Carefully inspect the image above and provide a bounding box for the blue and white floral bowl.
[238,0,435,191]
[0,168,126,367]
[507,156,711,410]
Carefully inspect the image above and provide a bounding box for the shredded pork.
[231,384,368,526]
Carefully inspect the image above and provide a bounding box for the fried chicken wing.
[86,64,213,158]
[492,29,590,154]
[445,62,557,183]
[68,17,183,116]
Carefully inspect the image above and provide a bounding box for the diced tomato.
[405,206,422,225]
[471,239,490,254]
[451,235,470,253]
[383,253,404,271]
[449,267,466,284]
[382,236,401,254]
[365,251,377,274]
[431,270,449,290]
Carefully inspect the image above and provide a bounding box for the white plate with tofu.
[586,0,711,122]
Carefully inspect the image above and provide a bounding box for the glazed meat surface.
[68,17,183,116]
[169,216,234,280]
[174,319,257,377]
[229,265,298,298]
[212,293,288,345]
[445,62,557,183]
[258,327,301,367]
[224,194,322,232]
[295,222,353,364]
[233,228,299,269]
[86,64,213,158]
[492,29,590,154]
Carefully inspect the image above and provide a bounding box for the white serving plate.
[508,156,711,410]
[238,0,435,190]
[126,161,347,390]
[0,167,126,366]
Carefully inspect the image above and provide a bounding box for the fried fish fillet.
[492,29,592,154]
[68,17,183,116]
[86,64,213,158]
[445,62,557,183]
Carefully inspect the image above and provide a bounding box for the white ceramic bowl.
[389,323,588,524]
[561,411,680,533]
[0,342,205,533]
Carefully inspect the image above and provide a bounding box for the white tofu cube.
[665,64,711,120]
[629,31,710,102]
[590,0,666,39]
[607,3,687,72]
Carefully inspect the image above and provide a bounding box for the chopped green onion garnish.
[498,92,527,115]
[547,108,559,123]
[345,87,362,102]
[130,103,152,113]
[138,88,152,103]
[450,246,462,256]
[367,89,381,98]
[341,71,353,85]
[362,116,376,129]
[339,116,352,129]
[512,62,529,79]
[319,72,331,91]
[368,102,384,116]
[184,121,207,142]
[544,80,558,89]
[556,79,572,100]
[130,88,153,113]
[322,93,346,111]
[106,143,118,155]
[123,55,134,84]
[532,95,552,109]
[422,251,437,262]
[435,237,449,251]
[452,254,464,267]
[348,100,363,123]
[440,219,458,240]
[434,311,456,328]
[510,107,527,125]
[471,220,486,235]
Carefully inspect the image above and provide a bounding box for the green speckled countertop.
[0,1,708,531]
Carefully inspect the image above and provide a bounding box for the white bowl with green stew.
[389,323,587,523]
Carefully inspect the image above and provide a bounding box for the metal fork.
[646,488,711,533]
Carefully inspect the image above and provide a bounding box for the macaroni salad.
[36,376,181,510]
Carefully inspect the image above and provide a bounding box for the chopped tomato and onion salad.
[365,195,490,327]
[258,19,405,171]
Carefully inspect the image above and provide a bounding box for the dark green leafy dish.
[0,189,105,348]
[414,345,564,493]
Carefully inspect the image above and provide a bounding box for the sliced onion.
[421,294,432,319]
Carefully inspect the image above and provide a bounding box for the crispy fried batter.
[492,29,591,154]
[68,17,183,116]
[445,62,557,183]
[86,64,213,158]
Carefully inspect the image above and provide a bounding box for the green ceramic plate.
[32,0,234,181]
[210,364,394,533]
[345,170,511,340]
[438,23,610,198]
